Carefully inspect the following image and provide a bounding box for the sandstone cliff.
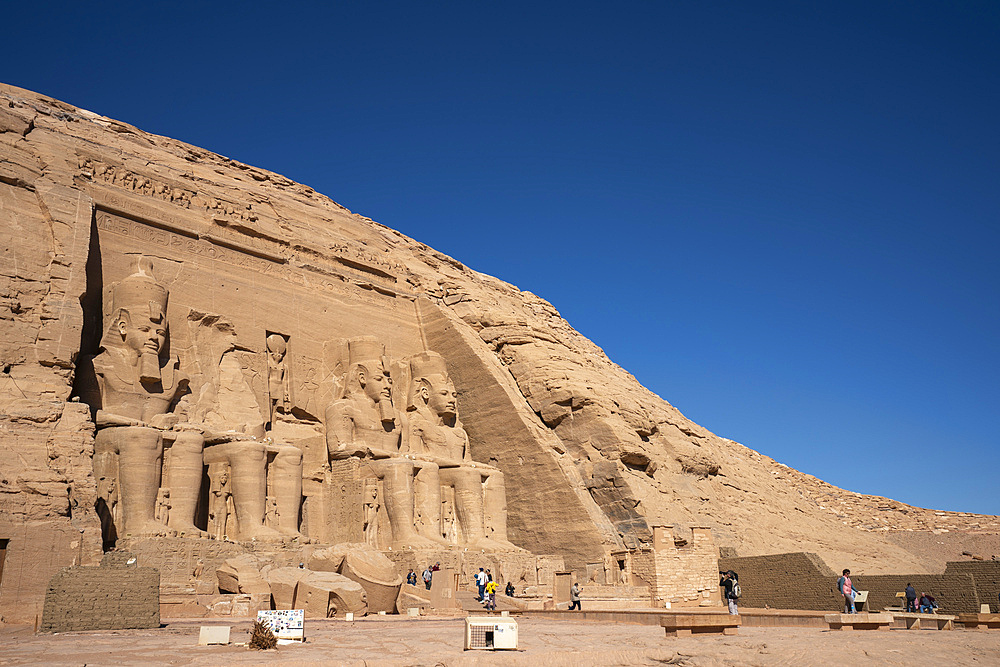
[1,82,996,611]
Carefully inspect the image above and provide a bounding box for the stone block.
[266,567,312,610]
[198,626,231,645]
[294,571,367,618]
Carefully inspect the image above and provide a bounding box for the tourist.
[720,570,739,615]
[569,582,582,611]
[432,561,441,572]
[422,565,433,590]
[475,567,487,601]
[486,568,493,583]
[920,592,937,613]
[838,569,857,614]
[485,578,498,610]
[407,569,417,586]
[505,581,516,597]
[905,583,917,612]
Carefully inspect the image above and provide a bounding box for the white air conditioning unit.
[465,616,518,650]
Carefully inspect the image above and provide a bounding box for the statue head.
[407,351,457,420]
[105,256,169,383]
[266,334,286,363]
[345,337,394,419]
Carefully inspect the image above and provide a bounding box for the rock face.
[1,82,998,621]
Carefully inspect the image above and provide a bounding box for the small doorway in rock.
[0,539,8,596]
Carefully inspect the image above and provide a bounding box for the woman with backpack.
[720,570,740,615]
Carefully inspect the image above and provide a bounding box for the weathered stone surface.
[266,566,311,610]
[294,571,367,618]
[216,555,270,598]
[2,81,1000,621]
[340,549,402,614]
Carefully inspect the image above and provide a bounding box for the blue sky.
[5,1,998,514]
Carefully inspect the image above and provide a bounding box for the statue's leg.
[115,426,171,537]
[165,431,206,535]
[413,461,449,544]
[441,467,486,544]
[216,441,281,541]
[373,458,440,549]
[272,445,304,537]
[483,471,521,549]
[483,471,512,544]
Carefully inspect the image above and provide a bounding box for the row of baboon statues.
[80,258,518,551]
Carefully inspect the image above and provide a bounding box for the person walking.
[838,569,857,613]
[422,565,433,590]
[485,578,498,611]
[720,570,739,615]
[905,583,917,612]
[475,567,487,602]
[569,582,582,611]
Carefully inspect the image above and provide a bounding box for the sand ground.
[1,616,998,666]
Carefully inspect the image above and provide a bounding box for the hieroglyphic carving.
[95,207,407,300]
[85,163,404,287]
[95,209,284,274]
[81,156,269,229]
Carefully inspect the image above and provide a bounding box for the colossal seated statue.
[187,322,304,542]
[403,351,519,551]
[80,257,204,539]
[324,337,443,549]
[81,257,305,544]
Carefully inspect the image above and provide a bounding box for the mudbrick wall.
[719,552,997,614]
[40,556,159,632]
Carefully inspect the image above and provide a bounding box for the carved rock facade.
[2,83,998,621]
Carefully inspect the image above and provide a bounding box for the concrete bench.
[957,613,1000,630]
[824,613,893,631]
[661,613,739,637]
[890,612,956,630]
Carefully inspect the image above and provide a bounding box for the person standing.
[905,583,917,612]
[475,567,487,602]
[720,571,739,615]
[407,569,417,586]
[485,578,498,610]
[422,565,433,590]
[569,582,582,611]
[838,569,857,614]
